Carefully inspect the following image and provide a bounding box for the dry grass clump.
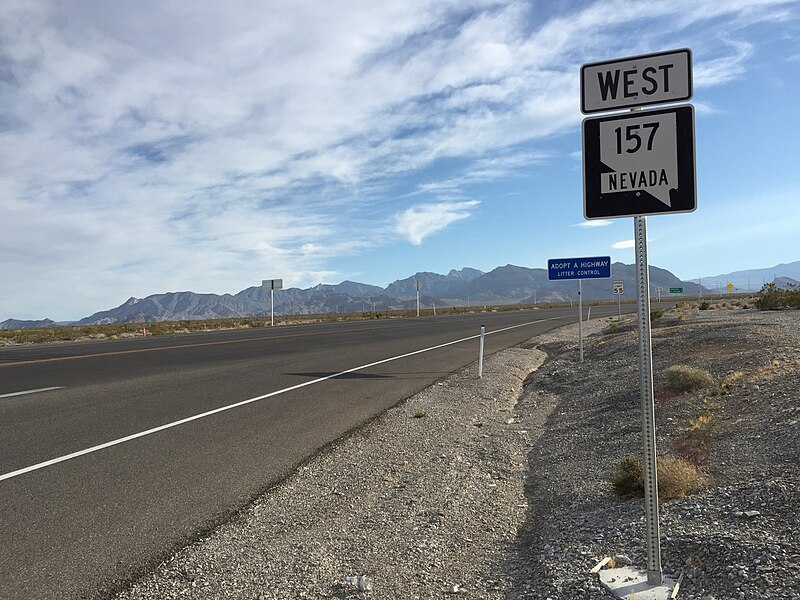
[658,456,711,499]
[666,365,715,393]
[611,455,710,501]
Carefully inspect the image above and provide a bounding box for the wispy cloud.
[612,240,635,249]
[395,200,480,245]
[574,219,614,228]
[694,39,754,88]
[412,151,551,198]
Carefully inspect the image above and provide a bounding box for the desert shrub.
[650,308,664,321]
[657,456,710,499]
[611,454,710,501]
[674,428,713,465]
[755,288,800,310]
[611,455,644,500]
[699,301,711,310]
[666,365,715,393]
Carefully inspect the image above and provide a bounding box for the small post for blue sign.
[547,256,609,364]
[578,279,583,362]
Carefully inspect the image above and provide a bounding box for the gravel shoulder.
[115,304,800,600]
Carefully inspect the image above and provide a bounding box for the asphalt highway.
[0,306,629,599]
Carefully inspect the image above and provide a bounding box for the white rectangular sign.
[613,280,624,294]
[262,279,283,290]
[581,49,692,114]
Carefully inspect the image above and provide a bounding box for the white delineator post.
[270,288,274,327]
[634,215,663,586]
[478,325,485,378]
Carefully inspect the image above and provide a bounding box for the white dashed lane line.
[0,386,63,399]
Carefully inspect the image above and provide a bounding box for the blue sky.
[2,0,799,321]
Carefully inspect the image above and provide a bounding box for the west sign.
[581,49,692,114]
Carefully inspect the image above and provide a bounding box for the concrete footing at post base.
[599,566,677,599]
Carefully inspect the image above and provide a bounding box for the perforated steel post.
[634,215,662,585]
[578,279,584,362]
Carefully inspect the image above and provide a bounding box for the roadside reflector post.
[478,325,485,378]
[634,215,663,585]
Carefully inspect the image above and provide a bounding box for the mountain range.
[700,261,800,292]
[3,262,710,329]
[3,260,798,329]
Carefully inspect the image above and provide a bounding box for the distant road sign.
[727,283,734,293]
[669,287,683,294]
[583,105,696,219]
[581,49,692,114]
[613,280,624,294]
[548,257,611,280]
[262,279,283,290]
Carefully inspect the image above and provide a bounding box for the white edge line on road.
[0,386,63,399]
[1,317,563,482]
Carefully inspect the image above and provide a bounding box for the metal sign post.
[580,48,697,589]
[578,279,584,362]
[415,280,421,317]
[262,279,283,327]
[634,216,662,585]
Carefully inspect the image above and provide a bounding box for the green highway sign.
[669,287,683,294]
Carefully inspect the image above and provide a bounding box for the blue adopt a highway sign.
[548,256,611,280]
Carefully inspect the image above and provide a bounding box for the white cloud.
[574,219,614,228]
[613,240,635,249]
[694,39,754,88]
[395,200,480,245]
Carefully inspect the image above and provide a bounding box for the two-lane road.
[0,307,625,599]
